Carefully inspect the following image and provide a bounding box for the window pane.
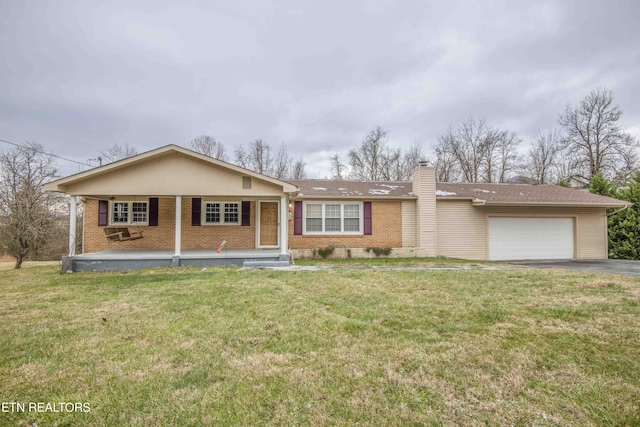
[224,203,239,223]
[306,218,322,232]
[306,204,322,218]
[344,218,360,232]
[325,204,340,218]
[205,203,220,223]
[344,204,359,218]
[325,218,341,232]
[113,202,128,223]
[132,202,148,223]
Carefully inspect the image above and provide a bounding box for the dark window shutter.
[191,198,201,226]
[294,201,303,235]
[363,202,372,235]
[98,200,109,226]
[241,201,251,226]
[149,198,159,226]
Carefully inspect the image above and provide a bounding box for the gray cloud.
[1,0,639,178]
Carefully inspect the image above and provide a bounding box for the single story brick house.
[43,145,630,271]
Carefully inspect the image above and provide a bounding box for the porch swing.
[104,227,144,242]
[104,197,145,243]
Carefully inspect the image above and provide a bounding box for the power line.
[0,138,92,167]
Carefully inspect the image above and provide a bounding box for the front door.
[259,202,279,247]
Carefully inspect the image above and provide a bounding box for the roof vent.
[242,176,252,189]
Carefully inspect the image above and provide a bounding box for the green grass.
[1,262,639,426]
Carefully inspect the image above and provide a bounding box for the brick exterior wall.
[84,198,175,253]
[288,200,403,249]
[83,198,257,253]
[181,198,257,250]
[84,198,402,253]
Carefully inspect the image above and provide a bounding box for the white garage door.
[488,217,574,260]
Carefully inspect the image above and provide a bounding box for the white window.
[343,204,361,232]
[305,204,323,232]
[303,202,362,234]
[205,203,221,223]
[111,201,148,225]
[132,202,148,223]
[203,202,240,225]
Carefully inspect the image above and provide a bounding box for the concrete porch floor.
[64,249,288,272]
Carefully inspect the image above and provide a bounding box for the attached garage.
[488,217,574,260]
[435,182,630,261]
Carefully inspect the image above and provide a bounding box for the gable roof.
[436,182,630,207]
[287,179,415,199]
[44,144,299,195]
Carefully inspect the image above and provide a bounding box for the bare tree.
[235,140,273,176]
[99,143,138,164]
[524,130,563,184]
[0,142,62,268]
[432,127,461,182]
[333,131,426,181]
[348,126,421,181]
[555,151,583,186]
[379,147,402,181]
[234,140,298,179]
[611,134,639,185]
[271,143,291,180]
[451,117,492,182]
[290,158,307,180]
[433,118,521,183]
[495,131,522,183]
[348,127,391,181]
[329,153,348,180]
[559,87,639,183]
[188,135,227,161]
[396,142,426,181]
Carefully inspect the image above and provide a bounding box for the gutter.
[470,201,632,208]
[295,195,416,200]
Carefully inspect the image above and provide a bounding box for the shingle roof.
[288,179,630,207]
[436,182,630,207]
[287,180,414,198]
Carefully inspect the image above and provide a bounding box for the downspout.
[68,196,78,256]
[286,190,300,264]
[81,198,86,254]
[607,205,630,217]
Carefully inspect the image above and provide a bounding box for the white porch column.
[280,195,288,255]
[68,196,77,256]
[174,196,182,257]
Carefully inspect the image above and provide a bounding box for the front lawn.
[1,263,638,426]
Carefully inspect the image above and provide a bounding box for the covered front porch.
[44,145,300,272]
[62,248,289,272]
[62,194,292,272]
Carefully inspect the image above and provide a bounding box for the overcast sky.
[1,0,639,178]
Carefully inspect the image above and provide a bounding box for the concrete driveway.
[511,259,640,276]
